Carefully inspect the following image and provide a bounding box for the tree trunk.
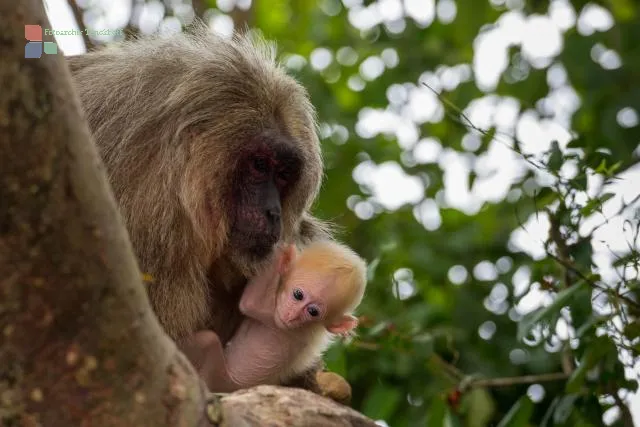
[0,1,376,426]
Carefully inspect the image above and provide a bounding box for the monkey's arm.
[238,273,278,326]
[178,330,241,392]
[239,245,294,325]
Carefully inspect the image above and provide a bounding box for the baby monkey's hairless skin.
[179,241,367,392]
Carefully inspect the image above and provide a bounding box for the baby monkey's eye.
[307,305,319,317]
[292,288,304,301]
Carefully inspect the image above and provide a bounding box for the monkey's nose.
[285,312,300,323]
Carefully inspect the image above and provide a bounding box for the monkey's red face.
[275,272,328,329]
[230,135,302,260]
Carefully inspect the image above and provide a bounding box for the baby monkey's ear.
[278,243,297,274]
[326,315,358,336]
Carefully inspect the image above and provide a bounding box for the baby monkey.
[181,241,367,392]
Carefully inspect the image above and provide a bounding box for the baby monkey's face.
[275,266,331,330]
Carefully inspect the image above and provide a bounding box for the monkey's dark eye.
[292,288,304,301]
[307,305,320,317]
[252,157,269,175]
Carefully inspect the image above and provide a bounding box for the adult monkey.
[67,25,349,400]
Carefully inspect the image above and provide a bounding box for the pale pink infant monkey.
[181,240,367,392]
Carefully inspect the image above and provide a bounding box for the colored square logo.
[43,42,57,55]
[25,24,42,41]
[25,41,43,59]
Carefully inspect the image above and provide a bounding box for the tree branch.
[468,372,568,389]
[210,386,376,427]
[0,1,377,425]
[546,250,640,309]
[67,0,94,50]
[1,0,202,424]
[548,213,579,375]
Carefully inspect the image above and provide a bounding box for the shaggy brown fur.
[67,26,330,349]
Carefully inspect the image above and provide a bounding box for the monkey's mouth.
[275,314,301,330]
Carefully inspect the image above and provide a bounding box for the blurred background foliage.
[51,0,640,425]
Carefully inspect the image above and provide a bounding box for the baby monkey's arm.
[239,244,296,325]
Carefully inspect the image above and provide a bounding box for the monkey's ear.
[278,244,297,274]
[327,315,358,336]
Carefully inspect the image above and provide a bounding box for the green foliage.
[497,397,534,427]
[245,1,640,424]
[516,281,588,342]
[102,0,640,425]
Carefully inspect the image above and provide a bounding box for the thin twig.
[351,341,380,351]
[430,353,464,383]
[590,192,640,235]
[67,0,94,50]
[547,211,577,374]
[469,372,569,389]
[421,82,549,174]
[355,339,569,392]
[547,250,640,309]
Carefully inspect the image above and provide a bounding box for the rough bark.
[212,386,374,427]
[1,0,203,425]
[0,1,376,426]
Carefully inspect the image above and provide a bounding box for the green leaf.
[565,356,591,394]
[540,397,560,427]
[599,192,616,204]
[566,137,586,149]
[572,172,588,191]
[468,170,477,191]
[606,161,623,176]
[610,0,637,20]
[574,315,604,338]
[568,284,594,335]
[624,321,640,340]
[553,394,579,424]
[496,397,534,427]
[463,388,496,427]
[612,252,640,268]
[481,127,497,148]
[580,192,615,216]
[548,140,563,172]
[444,408,464,427]
[426,398,447,427]
[571,238,593,269]
[532,186,558,210]
[517,281,588,341]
